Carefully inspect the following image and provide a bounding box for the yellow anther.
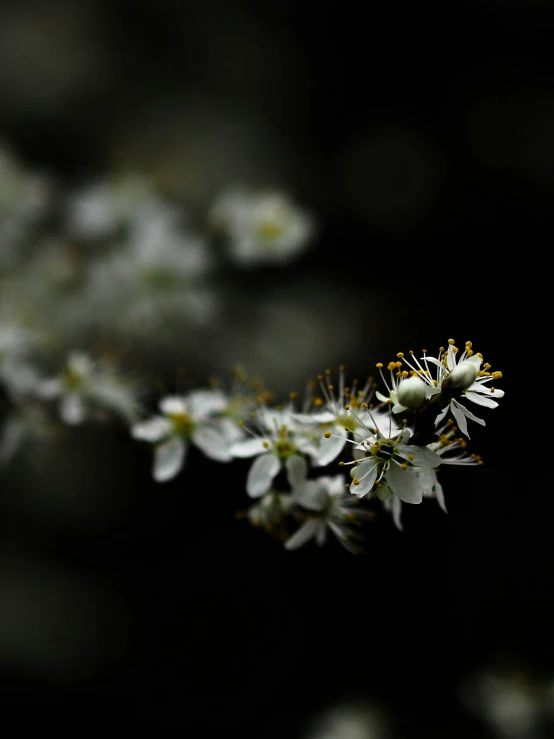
[467,349,473,356]
[408,454,414,461]
[395,361,403,368]
[317,374,324,381]
[409,350,414,354]
[339,364,345,371]
[238,420,245,426]
[397,352,404,358]
[477,352,483,359]
[401,370,409,378]
[290,392,297,400]
[263,441,269,448]
[323,431,331,439]
[439,346,444,352]
[465,341,472,348]
[314,398,323,406]
[353,478,360,485]
[422,348,427,353]
[325,369,331,375]
[376,362,383,368]
[490,387,495,393]
[452,346,459,353]
[344,405,350,410]
[492,371,503,379]
[361,402,368,409]
[339,461,344,466]
[401,463,408,470]
[448,338,455,345]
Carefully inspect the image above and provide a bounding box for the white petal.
[423,356,444,369]
[187,389,228,418]
[153,437,186,482]
[392,403,408,413]
[318,427,347,466]
[246,453,280,497]
[453,400,486,427]
[351,462,378,498]
[434,477,447,513]
[292,411,335,424]
[192,426,232,462]
[435,406,449,426]
[286,455,307,488]
[60,394,86,425]
[391,496,403,531]
[159,396,187,416]
[284,519,321,550]
[387,465,423,504]
[375,390,391,404]
[131,416,172,442]
[451,401,469,437]
[293,480,327,511]
[468,383,505,398]
[38,378,63,399]
[230,437,268,458]
[397,444,441,468]
[464,391,499,409]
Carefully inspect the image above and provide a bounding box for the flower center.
[63,367,84,390]
[257,221,284,241]
[169,411,195,438]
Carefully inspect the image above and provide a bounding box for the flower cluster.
[0,323,504,552]
[125,340,503,552]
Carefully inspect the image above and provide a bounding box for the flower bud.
[397,376,427,410]
[444,355,482,391]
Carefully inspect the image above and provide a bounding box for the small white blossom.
[284,456,371,554]
[389,340,505,438]
[347,427,441,504]
[131,389,236,482]
[39,352,139,425]
[210,187,315,267]
[230,406,319,497]
[293,369,382,466]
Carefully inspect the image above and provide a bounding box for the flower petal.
[246,453,280,497]
[192,426,232,462]
[131,416,172,442]
[292,411,335,424]
[387,465,423,504]
[318,427,347,466]
[159,396,188,416]
[187,389,228,418]
[230,437,268,458]
[464,391,499,409]
[153,437,186,482]
[397,444,441,468]
[60,394,86,425]
[293,480,327,511]
[286,455,307,488]
[284,519,321,550]
[351,462,378,498]
[391,496,403,531]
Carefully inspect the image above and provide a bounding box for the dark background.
[0,1,550,736]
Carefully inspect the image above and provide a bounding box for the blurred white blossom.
[210,187,315,267]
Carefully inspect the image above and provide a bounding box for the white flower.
[394,339,505,438]
[230,406,319,497]
[293,368,382,466]
[131,389,236,482]
[347,427,442,504]
[210,187,315,267]
[64,174,158,241]
[39,352,139,426]
[83,218,216,336]
[383,425,481,530]
[284,456,371,554]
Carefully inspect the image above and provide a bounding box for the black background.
[0,1,550,736]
